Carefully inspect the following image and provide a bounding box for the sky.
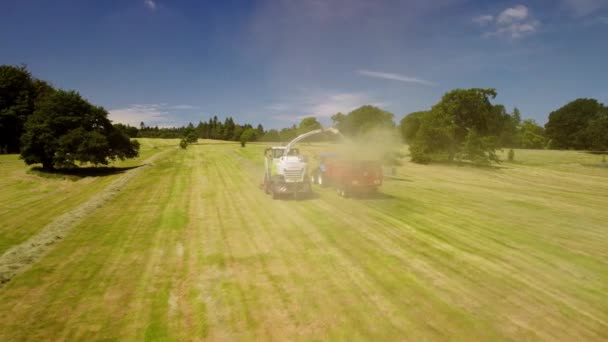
[1,0,608,128]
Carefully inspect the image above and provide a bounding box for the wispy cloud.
[109,103,197,127]
[144,0,157,11]
[475,5,540,39]
[266,91,386,124]
[169,104,199,110]
[473,14,494,25]
[357,70,436,86]
[561,0,608,16]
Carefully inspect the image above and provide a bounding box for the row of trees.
[116,118,265,143]
[399,89,607,164]
[1,65,139,169]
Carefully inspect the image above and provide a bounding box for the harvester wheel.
[264,177,270,194]
[318,174,326,187]
[271,185,278,199]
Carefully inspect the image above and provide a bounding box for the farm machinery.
[310,153,383,197]
[263,127,340,199]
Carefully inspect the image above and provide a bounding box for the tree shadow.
[431,160,507,170]
[585,151,608,155]
[383,175,413,182]
[29,165,143,180]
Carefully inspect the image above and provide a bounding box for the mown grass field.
[0,139,607,340]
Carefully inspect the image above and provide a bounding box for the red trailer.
[310,153,383,197]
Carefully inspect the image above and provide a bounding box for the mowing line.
[0,149,175,288]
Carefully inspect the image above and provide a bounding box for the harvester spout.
[284,127,341,157]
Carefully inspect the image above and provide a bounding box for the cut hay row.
[0,148,175,287]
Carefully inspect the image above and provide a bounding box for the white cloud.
[357,70,436,86]
[497,5,529,24]
[473,14,494,25]
[144,0,157,10]
[109,104,189,127]
[475,5,539,39]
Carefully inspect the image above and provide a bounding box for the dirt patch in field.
[0,149,174,288]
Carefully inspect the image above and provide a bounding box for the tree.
[410,108,456,163]
[457,129,499,165]
[496,106,520,148]
[585,110,608,150]
[0,65,50,153]
[20,90,139,170]
[261,129,280,142]
[256,123,265,137]
[331,105,395,137]
[279,125,298,142]
[298,117,322,135]
[545,98,605,149]
[179,138,188,149]
[399,111,426,143]
[240,127,256,147]
[518,119,546,149]
[114,123,139,138]
[184,123,198,143]
[410,88,503,164]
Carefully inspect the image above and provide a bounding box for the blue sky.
[2,0,607,128]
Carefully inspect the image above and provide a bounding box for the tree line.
[2,64,606,168]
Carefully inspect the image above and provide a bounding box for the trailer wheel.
[318,174,326,187]
[336,187,345,197]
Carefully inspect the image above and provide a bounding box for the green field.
[1,139,607,340]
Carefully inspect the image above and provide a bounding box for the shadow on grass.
[384,175,413,182]
[28,165,144,181]
[430,160,508,170]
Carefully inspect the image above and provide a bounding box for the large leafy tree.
[331,105,395,137]
[20,90,139,170]
[298,117,322,135]
[399,111,426,143]
[410,88,504,164]
[0,65,50,153]
[585,110,608,150]
[545,98,605,149]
